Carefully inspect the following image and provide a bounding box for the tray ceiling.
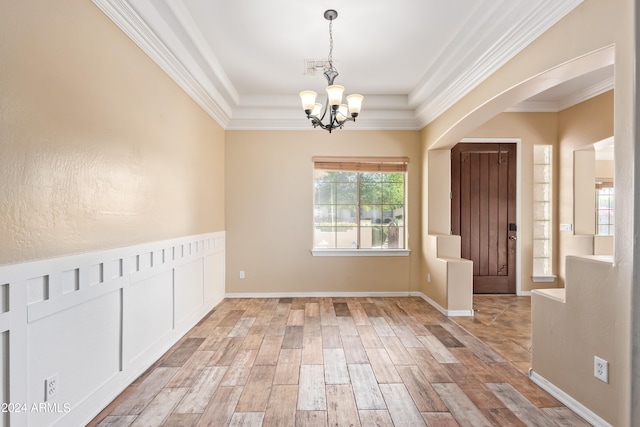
[92,0,612,130]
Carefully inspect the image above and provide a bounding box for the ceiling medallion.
[299,10,364,133]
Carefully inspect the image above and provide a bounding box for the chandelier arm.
[319,98,330,122]
[309,116,334,132]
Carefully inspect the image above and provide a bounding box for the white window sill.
[311,249,410,257]
[531,275,557,283]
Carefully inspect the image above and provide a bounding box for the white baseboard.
[225,291,412,299]
[411,292,474,317]
[529,369,612,427]
[227,291,476,318]
[226,291,471,317]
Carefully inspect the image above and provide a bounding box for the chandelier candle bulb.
[300,91,318,113]
[326,85,344,107]
[311,103,322,117]
[337,104,349,122]
[346,94,364,117]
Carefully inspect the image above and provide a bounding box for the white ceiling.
[92,0,613,131]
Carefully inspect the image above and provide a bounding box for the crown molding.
[226,94,420,130]
[92,0,232,128]
[225,118,421,131]
[226,106,420,131]
[413,0,584,127]
[93,0,584,131]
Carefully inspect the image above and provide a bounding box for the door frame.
[458,137,523,295]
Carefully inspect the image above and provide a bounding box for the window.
[312,157,408,254]
[596,181,614,236]
[533,146,553,279]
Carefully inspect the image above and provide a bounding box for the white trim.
[412,292,475,317]
[226,291,475,317]
[529,369,612,427]
[311,249,410,257]
[517,291,532,297]
[460,138,523,295]
[0,232,225,427]
[226,292,412,299]
[531,275,557,283]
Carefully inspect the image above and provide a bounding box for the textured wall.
[0,0,225,265]
[421,0,632,423]
[224,130,422,295]
[557,91,614,277]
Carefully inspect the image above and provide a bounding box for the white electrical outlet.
[594,356,609,383]
[45,374,58,401]
[427,273,431,282]
[239,270,245,279]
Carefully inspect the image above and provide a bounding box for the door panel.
[452,143,516,293]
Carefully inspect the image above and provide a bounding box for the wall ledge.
[531,288,566,303]
[566,254,614,265]
[529,369,612,427]
[531,275,557,283]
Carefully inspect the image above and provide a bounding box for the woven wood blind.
[313,157,409,173]
[595,179,614,189]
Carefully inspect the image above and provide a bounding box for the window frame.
[311,156,410,257]
[595,180,614,236]
[532,145,556,282]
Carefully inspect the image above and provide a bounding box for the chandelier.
[299,10,364,133]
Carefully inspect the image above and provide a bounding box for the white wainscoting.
[0,232,225,427]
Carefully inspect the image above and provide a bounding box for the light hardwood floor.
[89,296,588,426]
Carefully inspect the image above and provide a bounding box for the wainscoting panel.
[174,258,204,325]
[27,291,122,427]
[0,232,225,427]
[127,270,174,364]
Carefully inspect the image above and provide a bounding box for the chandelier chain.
[328,18,334,68]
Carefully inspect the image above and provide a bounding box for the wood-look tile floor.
[89,296,588,426]
[452,295,533,376]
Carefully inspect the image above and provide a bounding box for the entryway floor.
[451,294,532,375]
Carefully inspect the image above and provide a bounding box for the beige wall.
[558,91,614,278]
[532,256,619,423]
[420,0,632,423]
[0,0,225,265]
[422,97,613,294]
[460,95,613,289]
[596,159,614,179]
[225,130,421,294]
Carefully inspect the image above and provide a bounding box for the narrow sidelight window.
[533,145,552,277]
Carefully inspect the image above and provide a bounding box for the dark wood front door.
[451,143,517,293]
